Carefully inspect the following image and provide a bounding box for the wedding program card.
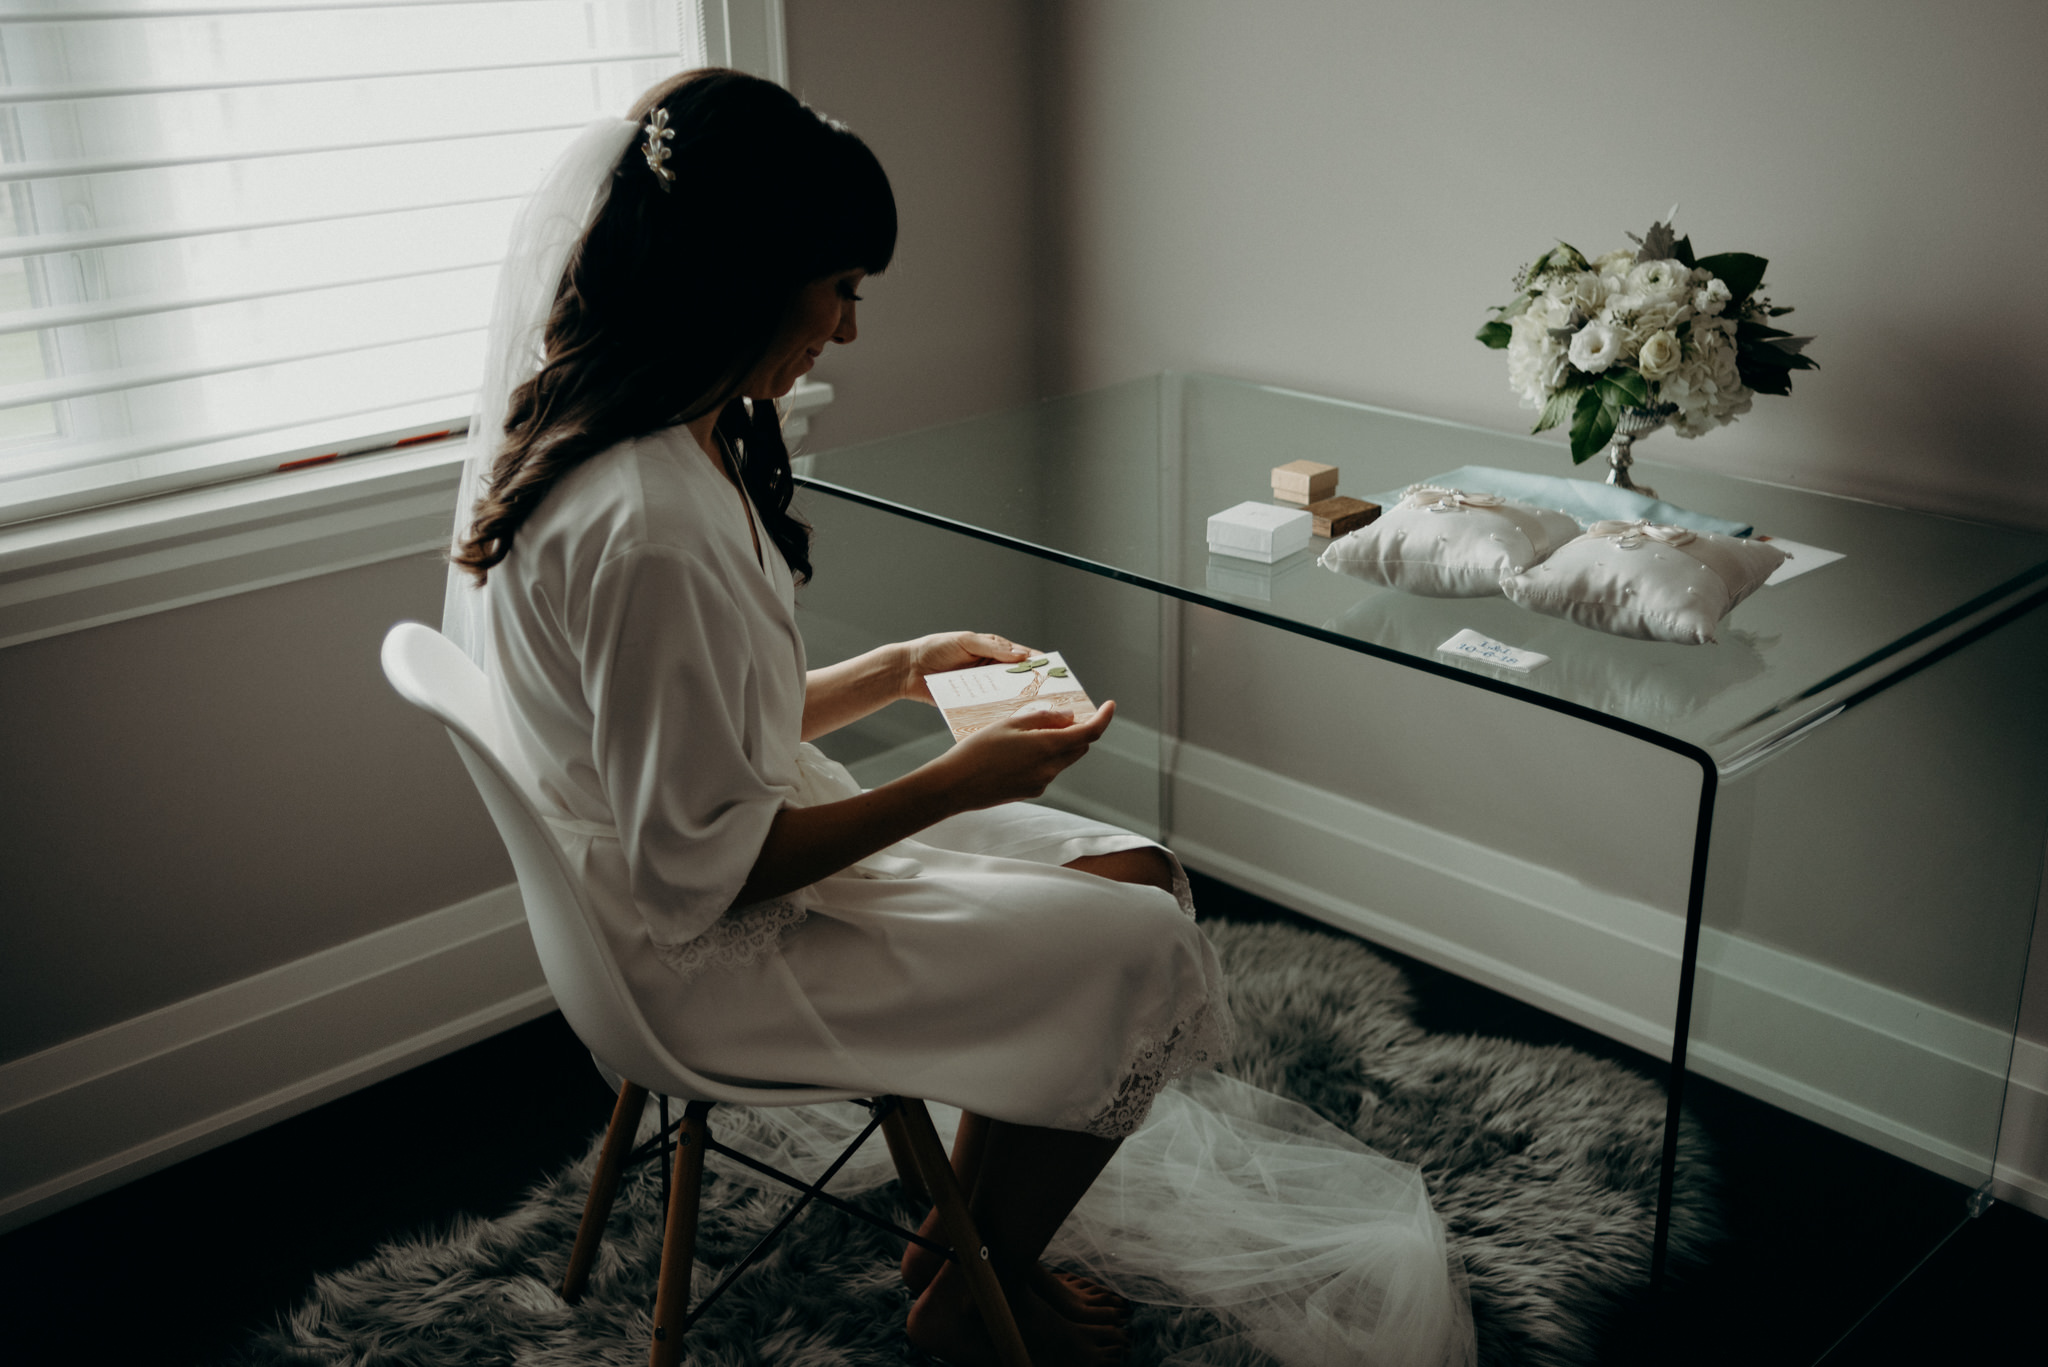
[924,652,1099,741]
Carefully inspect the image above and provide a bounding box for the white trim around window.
[0,379,830,651]
[0,0,795,650]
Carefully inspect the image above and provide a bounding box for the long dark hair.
[453,69,896,585]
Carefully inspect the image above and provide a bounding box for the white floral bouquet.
[1477,218,1814,463]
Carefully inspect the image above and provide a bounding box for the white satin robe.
[486,427,1230,1136]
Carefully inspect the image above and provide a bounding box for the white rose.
[1568,319,1624,374]
[1625,259,1691,303]
[1593,249,1638,278]
[1638,329,1683,379]
[1693,277,1732,315]
[1606,292,1691,341]
[1555,271,1607,315]
[1524,291,1575,330]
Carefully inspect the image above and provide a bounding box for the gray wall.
[784,0,1045,447]
[0,554,508,1064]
[1040,0,2048,534]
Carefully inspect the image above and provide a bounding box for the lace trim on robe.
[1071,991,1236,1139]
[651,897,809,982]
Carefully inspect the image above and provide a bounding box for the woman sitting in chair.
[447,68,1230,1367]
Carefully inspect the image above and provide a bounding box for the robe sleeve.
[580,544,791,952]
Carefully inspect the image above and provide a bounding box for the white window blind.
[0,0,693,527]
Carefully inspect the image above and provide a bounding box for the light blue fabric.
[1371,465,1754,538]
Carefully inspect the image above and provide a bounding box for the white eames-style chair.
[379,622,1027,1367]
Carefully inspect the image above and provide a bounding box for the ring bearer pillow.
[1318,486,1581,597]
[1501,521,1788,645]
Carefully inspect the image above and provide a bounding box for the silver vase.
[1604,404,1677,498]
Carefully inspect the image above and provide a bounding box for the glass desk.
[792,372,2048,1351]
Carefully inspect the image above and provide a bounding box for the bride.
[445,66,1471,1367]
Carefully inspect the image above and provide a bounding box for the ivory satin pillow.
[1317,486,1582,597]
[1500,521,1789,644]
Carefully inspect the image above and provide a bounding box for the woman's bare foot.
[906,1262,1127,1367]
[1038,1268,1131,1325]
[902,1208,1129,1324]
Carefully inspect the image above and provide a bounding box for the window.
[0,0,694,527]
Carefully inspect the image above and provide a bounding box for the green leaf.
[1501,293,1534,320]
[1477,319,1513,349]
[1598,369,1651,410]
[1695,251,1769,304]
[1737,319,1793,342]
[1532,388,1576,434]
[1569,388,1617,464]
[1768,305,1795,316]
[1753,343,1817,370]
[1738,361,1794,396]
[1532,242,1587,279]
[1672,235,1697,269]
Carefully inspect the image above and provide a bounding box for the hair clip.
[642,108,675,190]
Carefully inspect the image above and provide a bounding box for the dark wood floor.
[2,871,2041,1366]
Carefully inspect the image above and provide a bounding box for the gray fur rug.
[224,920,1718,1367]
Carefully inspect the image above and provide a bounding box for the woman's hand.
[921,699,1117,811]
[899,630,1036,703]
[744,697,1115,905]
[805,631,1032,742]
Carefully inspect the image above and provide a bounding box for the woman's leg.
[900,1109,989,1289]
[901,1110,1126,1322]
[901,847,1177,1364]
[1063,846,1178,898]
[905,1121,1129,1367]
[902,848,1172,1306]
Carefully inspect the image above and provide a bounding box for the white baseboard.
[852,722,2044,1198]
[0,885,551,1235]
[1994,1036,2048,1219]
[7,720,2037,1235]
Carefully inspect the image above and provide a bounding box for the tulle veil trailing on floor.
[719,1071,1477,1367]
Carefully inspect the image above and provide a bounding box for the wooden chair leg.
[648,1100,711,1367]
[879,1104,930,1208]
[562,1080,648,1303]
[887,1098,1031,1367]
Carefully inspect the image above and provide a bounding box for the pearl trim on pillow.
[1316,486,1583,598]
[1500,520,1788,644]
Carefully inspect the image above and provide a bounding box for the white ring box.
[1207,501,1313,563]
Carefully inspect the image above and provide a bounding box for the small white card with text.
[1436,629,1550,673]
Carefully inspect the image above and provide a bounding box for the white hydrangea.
[1657,325,1753,437]
[1505,308,1567,409]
